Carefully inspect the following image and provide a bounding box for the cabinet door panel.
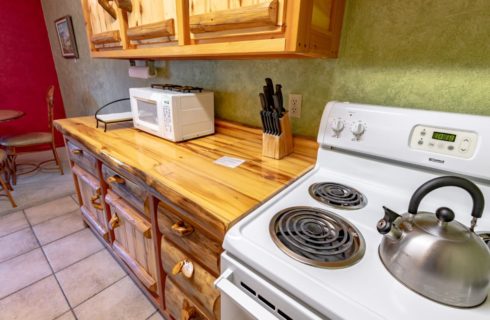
[165,278,209,320]
[127,0,177,45]
[189,0,285,41]
[161,238,220,319]
[72,165,109,240]
[106,190,158,294]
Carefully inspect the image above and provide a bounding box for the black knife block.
[262,112,293,159]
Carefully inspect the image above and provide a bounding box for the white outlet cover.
[289,94,302,118]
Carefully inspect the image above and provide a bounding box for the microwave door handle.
[215,269,279,320]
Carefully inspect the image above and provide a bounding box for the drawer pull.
[172,260,194,278]
[171,221,194,237]
[107,175,125,185]
[109,214,120,229]
[182,305,197,320]
[72,149,83,155]
[91,189,104,210]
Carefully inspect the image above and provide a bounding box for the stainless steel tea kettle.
[377,176,490,307]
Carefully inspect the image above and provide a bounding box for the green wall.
[42,0,490,137]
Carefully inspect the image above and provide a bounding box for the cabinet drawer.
[66,139,98,176]
[162,238,220,319]
[102,165,147,215]
[72,165,109,240]
[165,278,209,320]
[105,191,158,295]
[158,202,221,276]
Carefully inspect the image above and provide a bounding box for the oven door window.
[136,98,159,127]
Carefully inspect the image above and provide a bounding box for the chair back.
[46,85,55,136]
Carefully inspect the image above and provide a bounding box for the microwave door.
[134,97,161,132]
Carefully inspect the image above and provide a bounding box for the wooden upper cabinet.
[81,0,346,59]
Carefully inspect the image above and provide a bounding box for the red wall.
[0,1,66,148]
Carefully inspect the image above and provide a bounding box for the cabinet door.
[105,190,159,295]
[126,0,177,47]
[165,278,209,320]
[161,238,220,319]
[84,0,122,49]
[72,165,109,240]
[189,0,286,43]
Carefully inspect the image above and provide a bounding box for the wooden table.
[0,110,24,122]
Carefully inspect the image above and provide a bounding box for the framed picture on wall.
[54,16,79,59]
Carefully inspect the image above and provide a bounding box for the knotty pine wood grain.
[54,117,316,238]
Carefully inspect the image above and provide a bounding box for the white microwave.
[129,87,214,142]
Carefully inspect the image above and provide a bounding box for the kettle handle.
[408,176,485,219]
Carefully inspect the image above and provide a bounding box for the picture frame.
[54,16,79,59]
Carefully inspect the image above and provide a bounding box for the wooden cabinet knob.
[72,149,83,156]
[91,189,104,210]
[171,221,194,237]
[182,305,197,320]
[107,175,125,185]
[109,214,120,229]
[172,260,194,278]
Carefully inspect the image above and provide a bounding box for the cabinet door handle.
[182,305,197,320]
[172,260,194,278]
[72,149,83,156]
[109,214,120,229]
[171,221,194,237]
[107,175,125,185]
[91,189,104,210]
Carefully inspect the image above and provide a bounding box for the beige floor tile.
[25,196,78,225]
[43,228,104,272]
[56,250,126,307]
[55,311,76,320]
[0,249,52,299]
[147,311,164,320]
[74,276,155,320]
[33,211,86,245]
[0,228,39,263]
[0,211,29,237]
[0,276,70,320]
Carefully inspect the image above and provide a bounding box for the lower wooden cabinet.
[105,190,159,295]
[165,277,209,320]
[162,238,220,319]
[72,164,109,240]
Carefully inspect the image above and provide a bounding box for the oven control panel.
[409,125,477,159]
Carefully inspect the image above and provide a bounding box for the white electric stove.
[216,102,490,320]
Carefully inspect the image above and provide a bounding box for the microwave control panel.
[409,125,478,159]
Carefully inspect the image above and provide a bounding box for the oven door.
[216,253,324,320]
[131,96,164,135]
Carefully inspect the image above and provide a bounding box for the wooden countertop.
[55,117,317,236]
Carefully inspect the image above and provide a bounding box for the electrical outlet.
[289,94,302,118]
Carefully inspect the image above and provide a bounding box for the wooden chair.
[0,85,64,185]
[0,149,16,207]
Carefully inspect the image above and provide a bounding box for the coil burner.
[309,182,367,210]
[270,206,365,268]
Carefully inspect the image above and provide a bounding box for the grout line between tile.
[53,310,77,320]
[69,274,128,310]
[0,274,53,302]
[0,245,40,265]
[27,204,81,227]
[0,225,31,240]
[22,209,78,320]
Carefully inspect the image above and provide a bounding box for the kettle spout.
[377,206,401,235]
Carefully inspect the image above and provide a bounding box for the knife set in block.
[259,78,294,159]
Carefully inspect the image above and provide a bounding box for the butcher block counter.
[54,116,316,319]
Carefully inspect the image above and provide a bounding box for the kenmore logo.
[429,158,445,164]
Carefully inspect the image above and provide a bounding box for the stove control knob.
[331,118,344,137]
[351,121,366,140]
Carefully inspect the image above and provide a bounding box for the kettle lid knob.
[436,207,455,223]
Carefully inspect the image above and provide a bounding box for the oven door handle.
[215,269,279,320]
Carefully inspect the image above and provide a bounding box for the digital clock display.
[432,131,456,142]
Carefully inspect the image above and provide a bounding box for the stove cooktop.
[269,206,365,268]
